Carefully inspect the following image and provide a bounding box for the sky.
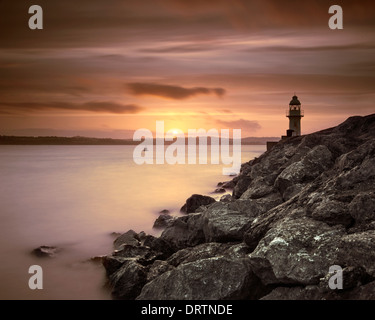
[0,0,374,138]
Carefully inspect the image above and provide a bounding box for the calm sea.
[0,144,266,299]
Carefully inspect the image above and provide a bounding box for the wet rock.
[90,255,106,264]
[109,259,147,299]
[220,194,232,202]
[222,180,236,189]
[31,246,59,258]
[159,209,171,214]
[137,231,147,243]
[113,230,140,250]
[213,187,226,194]
[180,194,216,214]
[153,214,174,229]
[102,255,128,277]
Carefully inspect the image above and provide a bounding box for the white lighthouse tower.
[286,95,304,136]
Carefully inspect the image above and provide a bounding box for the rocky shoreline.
[102,114,375,300]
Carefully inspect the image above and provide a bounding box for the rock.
[113,230,140,250]
[261,285,338,300]
[153,214,174,229]
[113,244,162,266]
[203,196,282,243]
[166,242,234,267]
[143,235,175,259]
[221,180,236,189]
[147,260,175,282]
[160,213,205,251]
[137,257,261,300]
[109,259,147,299]
[240,178,275,200]
[180,194,216,214]
[349,192,375,224]
[137,231,147,243]
[342,281,375,299]
[159,209,170,214]
[31,246,59,258]
[274,145,333,201]
[102,255,128,276]
[110,232,122,237]
[232,175,252,199]
[319,266,369,290]
[213,187,226,194]
[202,202,253,242]
[220,194,232,202]
[248,217,345,285]
[310,199,354,227]
[337,230,375,278]
[90,255,106,264]
[234,194,283,217]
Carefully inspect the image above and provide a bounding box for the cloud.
[0,101,144,114]
[139,44,216,54]
[244,43,375,53]
[216,119,261,131]
[127,82,226,99]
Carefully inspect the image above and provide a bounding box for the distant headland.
[0,135,279,146]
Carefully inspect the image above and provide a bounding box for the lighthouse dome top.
[289,95,301,106]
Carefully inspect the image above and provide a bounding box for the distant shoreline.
[0,135,279,146]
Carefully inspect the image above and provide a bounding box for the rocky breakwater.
[102,114,375,300]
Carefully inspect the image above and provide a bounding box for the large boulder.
[180,194,216,213]
[108,259,147,299]
[202,196,283,243]
[249,217,345,285]
[159,213,205,251]
[202,202,252,242]
[137,257,260,300]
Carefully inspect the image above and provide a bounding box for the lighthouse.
[286,95,304,136]
[266,94,305,151]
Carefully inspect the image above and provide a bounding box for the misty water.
[0,145,266,299]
